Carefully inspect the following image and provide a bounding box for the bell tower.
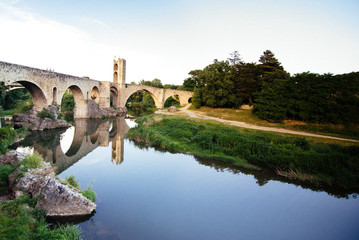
[113,57,126,86]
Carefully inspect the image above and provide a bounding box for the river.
[13,117,359,240]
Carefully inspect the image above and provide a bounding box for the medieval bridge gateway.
[0,58,193,118]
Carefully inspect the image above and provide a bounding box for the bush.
[64,175,80,189]
[0,164,17,191]
[0,127,17,154]
[37,108,55,121]
[80,186,96,202]
[22,153,43,170]
[127,115,359,189]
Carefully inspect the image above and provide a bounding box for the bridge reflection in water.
[17,117,130,174]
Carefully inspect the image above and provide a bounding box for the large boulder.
[13,105,70,131]
[9,161,96,217]
[86,99,127,118]
[168,106,179,112]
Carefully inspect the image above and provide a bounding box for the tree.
[258,50,289,87]
[227,51,242,65]
[0,82,8,108]
[200,60,236,108]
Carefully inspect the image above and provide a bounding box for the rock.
[0,150,26,165]
[13,105,70,131]
[239,104,253,110]
[168,106,178,112]
[86,99,127,118]
[9,161,96,217]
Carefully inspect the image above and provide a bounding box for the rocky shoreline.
[1,151,96,218]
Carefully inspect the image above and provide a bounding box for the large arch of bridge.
[16,80,48,111]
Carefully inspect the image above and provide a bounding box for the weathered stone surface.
[13,105,70,131]
[10,161,96,217]
[0,150,26,165]
[86,99,126,118]
[168,106,179,112]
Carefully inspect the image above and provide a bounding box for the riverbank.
[0,151,96,239]
[126,114,359,192]
[156,105,359,144]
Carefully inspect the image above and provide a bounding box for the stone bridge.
[0,58,193,118]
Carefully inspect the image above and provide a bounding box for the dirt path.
[156,105,359,143]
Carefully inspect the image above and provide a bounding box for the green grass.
[64,175,80,189]
[0,195,82,240]
[64,175,96,202]
[80,186,96,202]
[21,153,43,171]
[192,107,359,141]
[0,109,14,117]
[126,114,359,190]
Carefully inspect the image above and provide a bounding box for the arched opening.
[110,86,118,108]
[90,86,100,104]
[60,85,86,119]
[114,64,118,71]
[125,90,156,116]
[164,94,180,108]
[16,81,47,112]
[90,131,99,144]
[3,85,33,114]
[188,97,192,103]
[114,72,118,83]
[52,87,57,105]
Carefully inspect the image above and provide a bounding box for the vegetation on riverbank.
[191,107,359,141]
[0,126,28,154]
[0,150,93,239]
[0,195,82,239]
[126,115,359,191]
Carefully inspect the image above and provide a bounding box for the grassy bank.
[191,106,359,140]
[126,114,359,191]
[0,152,95,239]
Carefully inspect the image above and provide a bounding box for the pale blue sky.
[0,0,358,84]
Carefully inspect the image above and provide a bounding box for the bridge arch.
[110,86,118,107]
[90,86,100,104]
[62,85,87,118]
[124,86,162,109]
[17,80,48,111]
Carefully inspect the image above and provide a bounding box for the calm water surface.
[16,118,359,240]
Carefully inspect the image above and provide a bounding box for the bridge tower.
[114,57,127,108]
[113,57,126,86]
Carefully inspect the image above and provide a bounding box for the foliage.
[164,95,180,108]
[0,82,8,109]
[0,195,83,240]
[14,99,33,114]
[37,108,55,121]
[126,91,156,116]
[65,175,80,189]
[254,72,359,124]
[80,186,96,202]
[64,175,96,202]
[127,115,359,190]
[21,153,43,170]
[0,127,17,154]
[186,50,288,108]
[0,164,17,191]
[4,88,31,110]
[61,91,75,113]
[139,78,164,88]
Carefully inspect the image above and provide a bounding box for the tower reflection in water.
[17,117,130,174]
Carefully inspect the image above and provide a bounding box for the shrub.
[80,186,96,202]
[22,153,43,170]
[64,175,80,189]
[37,108,55,121]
